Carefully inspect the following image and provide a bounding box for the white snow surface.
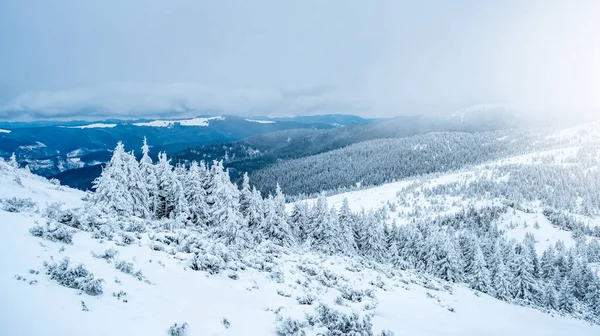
[246,119,276,124]
[133,116,224,127]
[0,128,11,133]
[1,163,599,335]
[67,123,118,129]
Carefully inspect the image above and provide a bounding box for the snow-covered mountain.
[1,130,600,335]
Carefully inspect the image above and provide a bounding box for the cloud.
[0,83,367,120]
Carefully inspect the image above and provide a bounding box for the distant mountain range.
[0,114,373,181]
[1,109,534,191]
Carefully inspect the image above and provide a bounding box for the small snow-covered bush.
[340,287,369,303]
[29,222,74,244]
[44,258,104,295]
[296,293,317,305]
[92,248,119,262]
[276,317,307,336]
[115,260,134,274]
[379,329,395,336]
[1,197,36,213]
[190,252,227,274]
[308,304,374,336]
[168,322,189,336]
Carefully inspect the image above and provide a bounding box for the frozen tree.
[93,142,148,217]
[542,281,558,310]
[9,153,18,169]
[557,278,575,313]
[289,202,308,242]
[469,244,492,293]
[139,137,158,215]
[246,187,264,230]
[262,195,294,247]
[184,161,210,226]
[155,152,188,221]
[338,198,357,254]
[435,235,464,283]
[511,250,538,302]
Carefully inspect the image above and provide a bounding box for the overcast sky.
[1,0,599,120]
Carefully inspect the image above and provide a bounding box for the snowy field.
[1,156,599,335]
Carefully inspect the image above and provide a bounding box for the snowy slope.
[292,126,600,253]
[1,162,599,335]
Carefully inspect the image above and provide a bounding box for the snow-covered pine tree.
[208,161,251,246]
[492,258,512,301]
[246,187,264,230]
[435,234,464,283]
[511,247,539,303]
[557,277,575,313]
[262,195,294,247]
[469,243,492,293]
[93,142,137,217]
[139,137,158,216]
[154,152,188,221]
[307,195,329,246]
[9,153,18,169]
[542,281,558,310]
[239,173,252,217]
[357,211,386,261]
[337,198,357,254]
[123,149,150,218]
[539,246,556,280]
[289,202,309,243]
[184,161,210,226]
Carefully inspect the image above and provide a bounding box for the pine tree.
[262,195,295,247]
[492,259,512,301]
[9,153,18,169]
[337,198,357,254]
[93,142,138,216]
[184,161,210,225]
[539,246,556,280]
[435,235,464,283]
[246,187,265,230]
[470,244,492,293]
[123,149,150,218]
[511,249,538,302]
[139,137,158,215]
[290,202,309,243]
[542,281,558,310]
[557,278,575,313]
[154,152,187,221]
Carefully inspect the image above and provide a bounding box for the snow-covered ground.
[65,123,118,129]
[1,157,599,335]
[133,117,224,127]
[246,119,276,124]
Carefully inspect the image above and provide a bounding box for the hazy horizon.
[1,1,599,122]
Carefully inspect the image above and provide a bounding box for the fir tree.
[470,244,492,293]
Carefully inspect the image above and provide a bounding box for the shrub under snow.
[43,257,104,295]
[168,322,189,336]
[1,197,36,213]
[29,222,74,244]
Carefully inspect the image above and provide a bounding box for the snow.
[1,162,599,335]
[133,116,224,127]
[67,123,118,129]
[499,210,575,253]
[547,120,600,144]
[246,119,276,124]
[18,141,47,150]
[0,129,11,133]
